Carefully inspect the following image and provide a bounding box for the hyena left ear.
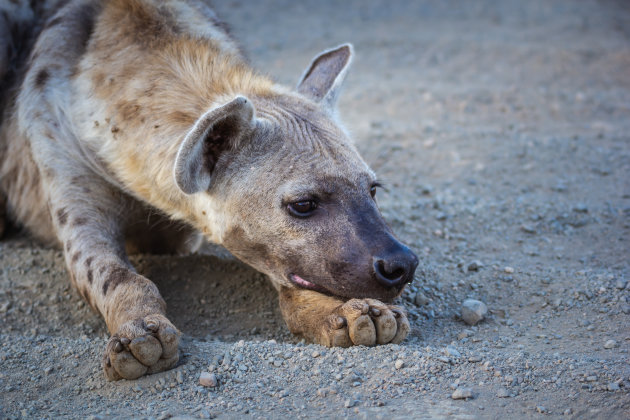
[174,96,255,194]
[297,43,353,109]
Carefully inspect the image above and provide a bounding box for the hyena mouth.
[289,274,329,294]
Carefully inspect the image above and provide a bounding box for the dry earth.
[1,0,629,418]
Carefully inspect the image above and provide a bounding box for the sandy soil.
[1,0,629,418]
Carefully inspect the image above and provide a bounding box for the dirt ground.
[1,0,629,418]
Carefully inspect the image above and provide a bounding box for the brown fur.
[0,0,417,381]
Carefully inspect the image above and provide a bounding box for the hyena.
[0,0,419,380]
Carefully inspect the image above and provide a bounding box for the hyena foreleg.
[49,172,180,380]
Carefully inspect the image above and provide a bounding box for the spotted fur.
[0,0,417,381]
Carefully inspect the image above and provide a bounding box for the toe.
[364,299,397,344]
[129,335,162,366]
[146,353,179,374]
[144,315,180,359]
[102,354,122,381]
[348,314,376,346]
[372,311,397,344]
[336,300,376,346]
[390,307,410,344]
[110,350,148,379]
[106,337,147,380]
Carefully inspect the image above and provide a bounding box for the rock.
[414,292,430,306]
[311,351,320,358]
[572,203,588,213]
[445,346,461,358]
[461,299,488,325]
[497,388,511,398]
[615,278,627,290]
[394,359,405,370]
[503,267,515,274]
[451,387,474,400]
[467,261,483,272]
[175,371,183,384]
[607,382,620,391]
[199,372,218,388]
[344,399,356,408]
[520,224,537,234]
[604,340,617,349]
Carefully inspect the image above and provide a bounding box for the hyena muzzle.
[0,0,418,380]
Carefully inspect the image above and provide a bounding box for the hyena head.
[174,44,418,301]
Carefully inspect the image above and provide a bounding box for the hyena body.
[0,0,418,380]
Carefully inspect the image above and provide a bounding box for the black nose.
[372,246,419,289]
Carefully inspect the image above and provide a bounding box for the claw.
[145,321,159,332]
[120,337,131,346]
[332,316,347,329]
[113,341,124,353]
[391,309,403,318]
[369,308,381,317]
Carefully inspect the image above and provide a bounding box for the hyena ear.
[297,43,353,109]
[174,96,255,194]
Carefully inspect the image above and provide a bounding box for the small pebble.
[414,292,430,306]
[461,299,488,326]
[199,372,218,388]
[607,382,620,391]
[497,388,510,398]
[445,346,461,358]
[395,359,405,370]
[504,266,514,274]
[175,371,183,384]
[604,340,617,349]
[467,261,483,272]
[451,387,474,400]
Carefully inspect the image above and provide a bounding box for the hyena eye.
[371,182,384,199]
[288,200,317,217]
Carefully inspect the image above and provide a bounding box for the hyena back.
[0,0,418,380]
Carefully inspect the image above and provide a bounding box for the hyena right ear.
[174,96,255,194]
[297,43,353,109]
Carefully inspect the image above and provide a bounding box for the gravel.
[1,0,629,418]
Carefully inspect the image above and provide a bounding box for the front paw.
[102,314,180,381]
[319,299,410,347]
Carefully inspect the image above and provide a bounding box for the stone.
[461,299,488,326]
[497,388,511,398]
[394,359,405,370]
[467,261,483,272]
[451,387,474,400]
[445,346,461,358]
[607,382,620,391]
[199,372,218,388]
[604,340,617,349]
[414,292,430,306]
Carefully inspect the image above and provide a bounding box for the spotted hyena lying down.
[0,0,418,380]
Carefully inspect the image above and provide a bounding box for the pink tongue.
[292,274,315,288]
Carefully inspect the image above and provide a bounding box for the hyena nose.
[372,246,419,289]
